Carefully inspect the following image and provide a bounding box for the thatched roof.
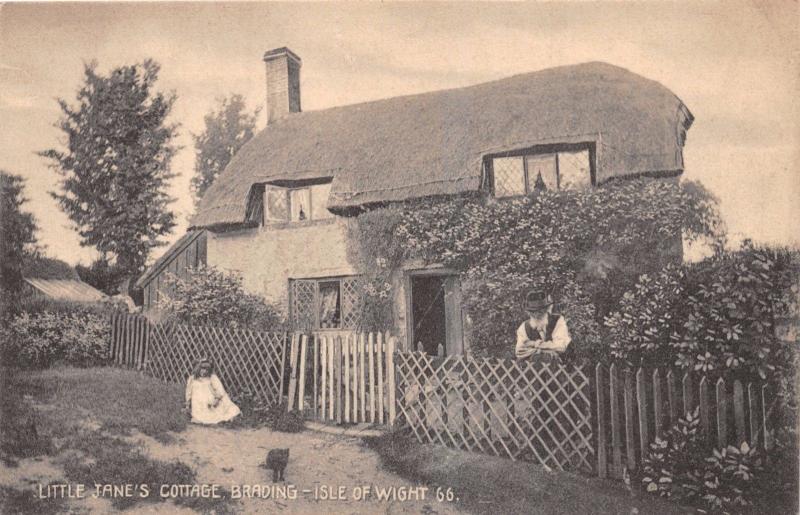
[191,61,693,229]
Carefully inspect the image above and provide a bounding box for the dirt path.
[135,425,468,514]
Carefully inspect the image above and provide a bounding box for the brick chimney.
[263,47,301,125]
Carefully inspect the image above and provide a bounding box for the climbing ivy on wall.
[345,178,724,357]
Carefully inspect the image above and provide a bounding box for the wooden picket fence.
[394,352,594,472]
[595,364,776,479]
[109,313,150,370]
[286,332,397,426]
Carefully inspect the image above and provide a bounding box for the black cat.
[264,448,289,482]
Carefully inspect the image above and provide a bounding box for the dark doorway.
[410,275,447,356]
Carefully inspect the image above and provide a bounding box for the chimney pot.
[263,47,302,125]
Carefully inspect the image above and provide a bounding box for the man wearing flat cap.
[515,290,571,361]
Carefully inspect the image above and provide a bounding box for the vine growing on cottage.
[345,178,724,357]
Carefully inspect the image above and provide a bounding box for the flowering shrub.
[158,265,285,331]
[346,178,722,356]
[606,244,799,380]
[1,307,109,368]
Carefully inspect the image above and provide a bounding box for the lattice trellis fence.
[395,352,594,472]
[146,323,288,405]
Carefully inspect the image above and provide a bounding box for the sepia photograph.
[1,1,798,513]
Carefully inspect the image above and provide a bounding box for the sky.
[1,1,798,267]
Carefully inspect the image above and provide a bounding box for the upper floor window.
[265,181,334,223]
[490,146,593,198]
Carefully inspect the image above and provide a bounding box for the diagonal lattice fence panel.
[146,323,287,405]
[395,352,594,472]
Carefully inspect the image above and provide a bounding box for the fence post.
[596,363,608,478]
[623,369,636,471]
[377,332,385,424]
[699,376,711,444]
[287,334,300,411]
[653,369,664,439]
[328,337,335,421]
[298,335,308,411]
[636,368,649,464]
[320,336,327,421]
[359,333,366,423]
[716,377,727,448]
[748,383,759,448]
[682,372,694,414]
[368,333,376,423]
[666,370,678,427]
[335,336,343,424]
[313,335,319,418]
[609,364,622,478]
[386,337,397,426]
[733,380,746,445]
[344,335,351,423]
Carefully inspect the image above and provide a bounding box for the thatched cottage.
[138,47,693,354]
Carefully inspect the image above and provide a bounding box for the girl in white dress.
[184,358,241,425]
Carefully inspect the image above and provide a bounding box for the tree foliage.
[40,60,178,279]
[1,171,39,295]
[158,265,284,331]
[22,256,79,281]
[75,258,127,295]
[191,94,258,205]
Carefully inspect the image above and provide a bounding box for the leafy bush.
[606,244,799,380]
[1,305,109,368]
[641,408,768,512]
[158,265,285,331]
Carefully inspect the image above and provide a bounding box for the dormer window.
[489,144,594,198]
[264,180,334,224]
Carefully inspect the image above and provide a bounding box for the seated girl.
[184,358,241,425]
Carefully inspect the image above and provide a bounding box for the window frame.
[487,142,596,198]
[289,275,361,331]
[263,178,334,226]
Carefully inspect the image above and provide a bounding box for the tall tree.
[0,171,39,295]
[40,60,178,280]
[191,94,259,204]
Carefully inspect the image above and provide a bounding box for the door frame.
[404,267,463,355]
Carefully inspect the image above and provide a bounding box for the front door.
[409,273,463,355]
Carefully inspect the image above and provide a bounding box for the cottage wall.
[207,218,357,309]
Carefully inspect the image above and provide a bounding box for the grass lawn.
[0,366,231,513]
[365,431,689,515]
[2,366,187,442]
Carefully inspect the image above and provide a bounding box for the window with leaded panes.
[290,276,361,330]
[264,181,334,224]
[491,147,592,197]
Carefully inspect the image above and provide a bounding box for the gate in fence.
[285,332,397,426]
[109,314,288,405]
[394,352,595,472]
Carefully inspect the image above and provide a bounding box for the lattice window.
[491,146,593,197]
[557,150,591,190]
[291,280,317,331]
[266,187,289,221]
[493,157,526,197]
[290,276,362,331]
[340,277,362,329]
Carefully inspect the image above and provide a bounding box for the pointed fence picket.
[594,363,776,479]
